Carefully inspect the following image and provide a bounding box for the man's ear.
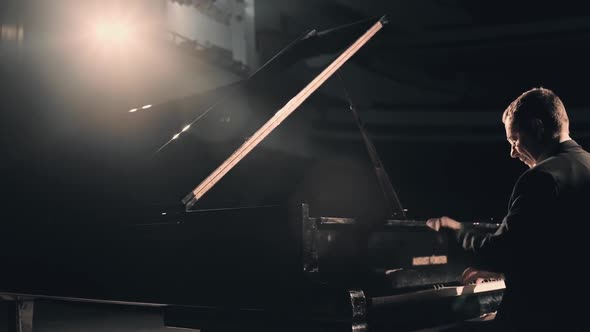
[531,118,544,140]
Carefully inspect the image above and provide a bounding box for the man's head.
[502,87,570,168]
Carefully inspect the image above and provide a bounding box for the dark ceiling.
[255,0,590,110]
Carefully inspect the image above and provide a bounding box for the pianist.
[427,87,590,331]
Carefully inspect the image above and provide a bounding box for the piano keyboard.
[372,279,506,306]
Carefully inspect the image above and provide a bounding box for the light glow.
[182,125,191,132]
[93,20,132,46]
[141,104,152,109]
[129,108,138,113]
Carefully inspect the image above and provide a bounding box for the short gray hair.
[502,87,569,138]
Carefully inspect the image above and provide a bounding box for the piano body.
[0,17,504,331]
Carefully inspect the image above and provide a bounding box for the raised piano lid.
[4,16,393,228]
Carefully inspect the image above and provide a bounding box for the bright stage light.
[93,20,132,45]
[141,104,152,109]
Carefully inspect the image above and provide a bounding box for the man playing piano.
[427,87,590,331]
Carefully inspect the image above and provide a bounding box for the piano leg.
[1,296,34,332]
[16,298,34,332]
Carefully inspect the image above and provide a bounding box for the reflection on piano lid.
[181,17,387,210]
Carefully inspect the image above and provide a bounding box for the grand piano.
[0,17,504,331]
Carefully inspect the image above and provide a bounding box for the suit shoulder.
[515,167,557,193]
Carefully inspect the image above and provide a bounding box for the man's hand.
[426,216,462,231]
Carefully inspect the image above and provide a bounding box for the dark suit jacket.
[455,140,590,330]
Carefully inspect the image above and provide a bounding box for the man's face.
[505,120,537,168]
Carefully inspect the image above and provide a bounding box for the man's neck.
[536,134,572,164]
[558,134,572,143]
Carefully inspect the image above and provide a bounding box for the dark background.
[2,1,590,330]
[2,0,590,223]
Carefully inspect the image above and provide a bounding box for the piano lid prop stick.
[183,18,385,210]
